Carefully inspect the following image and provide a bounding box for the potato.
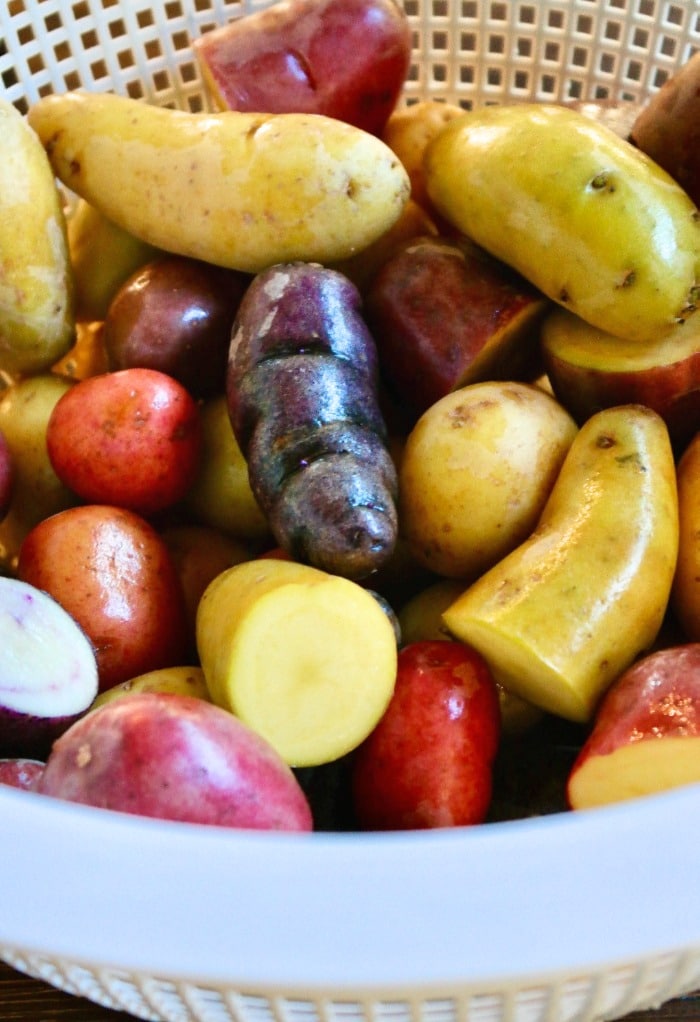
[0,374,78,573]
[444,405,679,722]
[0,576,98,760]
[27,91,410,274]
[196,558,398,767]
[184,394,271,543]
[91,666,212,710]
[17,504,189,692]
[103,255,249,398]
[398,381,578,579]
[0,98,75,374]
[382,99,463,212]
[671,432,700,640]
[37,692,314,831]
[194,0,411,138]
[424,103,700,343]
[67,197,161,322]
[227,262,398,580]
[630,51,700,208]
[46,367,202,515]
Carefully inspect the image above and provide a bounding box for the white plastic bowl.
[1,2,700,1020]
[1,780,699,1022]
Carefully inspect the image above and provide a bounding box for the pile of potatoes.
[0,0,700,830]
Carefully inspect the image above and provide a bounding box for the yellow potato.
[0,98,75,373]
[184,394,271,542]
[0,374,78,573]
[382,99,463,211]
[27,91,411,274]
[67,198,161,322]
[444,405,679,722]
[398,381,578,579]
[196,558,397,766]
[424,103,700,343]
[91,666,212,710]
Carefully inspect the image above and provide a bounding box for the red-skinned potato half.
[37,692,314,831]
[351,640,501,830]
[193,0,411,137]
[46,367,202,516]
[364,235,548,425]
[17,504,189,692]
[567,644,700,810]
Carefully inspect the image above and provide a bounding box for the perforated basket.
[2,0,699,115]
[1,3,700,1022]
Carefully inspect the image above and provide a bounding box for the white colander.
[0,2,700,1022]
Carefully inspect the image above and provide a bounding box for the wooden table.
[0,961,697,1022]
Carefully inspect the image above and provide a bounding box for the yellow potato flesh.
[568,738,700,809]
[196,559,397,766]
[443,406,679,722]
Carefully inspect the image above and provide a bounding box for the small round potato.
[398,380,578,579]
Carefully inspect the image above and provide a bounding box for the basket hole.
[604,21,621,41]
[576,15,593,36]
[633,27,650,48]
[489,2,507,21]
[572,46,588,67]
[460,32,477,52]
[517,38,532,57]
[489,34,504,54]
[518,6,536,26]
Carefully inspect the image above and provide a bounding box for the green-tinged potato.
[443,405,679,723]
[91,666,211,710]
[0,98,75,373]
[424,103,700,343]
[0,374,78,573]
[399,381,578,580]
[68,198,161,322]
[184,394,271,543]
[196,558,398,767]
[27,91,410,274]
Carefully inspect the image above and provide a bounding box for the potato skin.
[28,92,410,274]
[227,262,398,580]
[425,103,700,343]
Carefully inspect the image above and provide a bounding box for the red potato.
[365,235,549,424]
[351,640,501,829]
[0,576,98,759]
[37,691,314,831]
[103,255,249,399]
[194,0,411,137]
[46,367,202,516]
[0,759,45,790]
[542,306,700,451]
[567,644,700,810]
[17,504,189,692]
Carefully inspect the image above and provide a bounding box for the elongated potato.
[425,103,700,343]
[0,98,75,373]
[227,261,398,581]
[27,91,410,274]
[443,405,679,722]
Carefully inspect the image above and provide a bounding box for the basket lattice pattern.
[1,0,699,115]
